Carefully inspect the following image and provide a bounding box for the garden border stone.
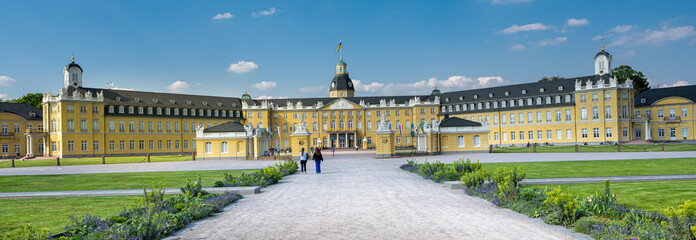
[442,174,696,189]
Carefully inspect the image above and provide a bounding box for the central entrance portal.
[327,131,357,148]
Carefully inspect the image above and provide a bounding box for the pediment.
[321,98,362,110]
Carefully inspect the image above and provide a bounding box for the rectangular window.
[119,121,125,132]
[556,130,562,140]
[92,119,99,132]
[582,129,587,138]
[502,114,507,125]
[510,131,515,141]
[494,132,499,141]
[502,132,507,141]
[510,114,515,125]
[458,136,465,147]
[528,131,533,140]
[565,109,571,121]
[546,130,552,139]
[108,120,115,132]
[119,140,125,150]
[658,128,665,138]
[537,130,543,140]
[566,129,572,139]
[623,127,628,138]
[158,140,163,150]
[157,122,163,132]
[657,109,664,118]
[81,141,87,151]
[545,111,552,122]
[592,106,599,120]
[555,110,561,122]
[593,128,600,138]
[68,141,74,152]
[605,106,612,119]
[93,141,99,151]
[606,128,612,138]
[80,119,87,132]
[396,136,401,144]
[681,107,688,117]
[536,111,542,123]
[519,131,524,141]
[167,140,171,150]
[67,119,74,132]
[166,122,171,132]
[473,135,480,147]
[129,140,135,150]
[129,121,135,132]
[581,108,587,120]
[149,140,154,150]
[682,127,689,138]
[1,144,8,154]
[139,140,145,150]
[52,142,57,152]
[109,141,115,151]
[139,121,144,132]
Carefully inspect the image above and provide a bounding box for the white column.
[645,121,651,140]
[26,135,33,157]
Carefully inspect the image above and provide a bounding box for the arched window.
[536,97,542,105]
[221,142,228,153]
[448,105,453,112]
[501,101,507,108]
[455,104,460,111]
[442,106,447,112]
[128,106,134,114]
[565,95,572,102]
[545,96,551,104]
[205,142,212,154]
[331,120,336,129]
[555,95,561,103]
[109,106,115,113]
[473,135,481,147]
[457,136,465,147]
[527,98,533,105]
[118,106,124,113]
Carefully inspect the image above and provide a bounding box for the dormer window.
[156,108,162,115]
[170,100,176,104]
[165,108,171,115]
[147,107,153,115]
[459,96,464,100]
[115,97,121,102]
[505,91,510,96]
[445,98,450,102]
[128,106,134,114]
[640,98,646,103]
[489,93,493,97]
[217,102,223,106]
[118,106,124,113]
[153,99,159,103]
[138,107,144,114]
[473,95,478,99]
[174,108,179,115]
[539,88,545,93]
[109,106,114,113]
[202,102,208,106]
[231,103,237,107]
[558,86,564,91]
[134,98,140,102]
[186,101,192,105]
[522,90,527,94]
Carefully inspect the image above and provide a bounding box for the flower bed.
[215,160,298,188]
[401,159,696,240]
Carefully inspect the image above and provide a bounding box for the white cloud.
[566,18,589,27]
[257,95,287,99]
[0,94,9,100]
[212,12,234,20]
[349,75,507,96]
[227,61,258,73]
[659,80,690,88]
[352,79,385,92]
[298,85,326,92]
[536,37,567,46]
[611,25,633,33]
[509,44,525,51]
[501,23,550,34]
[251,7,277,17]
[0,76,16,87]
[620,50,637,59]
[636,26,696,45]
[165,81,191,93]
[252,81,277,90]
[490,0,533,4]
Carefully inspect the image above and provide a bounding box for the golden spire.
[71,56,75,62]
[602,44,604,51]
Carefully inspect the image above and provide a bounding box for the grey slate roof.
[330,74,355,91]
[0,103,42,120]
[595,50,612,59]
[203,121,246,133]
[439,117,482,127]
[65,62,83,72]
[634,85,696,107]
[243,94,438,108]
[67,86,242,110]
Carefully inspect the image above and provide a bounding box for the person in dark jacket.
[312,148,324,173]
[299,148,308,174]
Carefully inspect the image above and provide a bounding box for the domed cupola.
[329,58,355,98]
[241,91,251,100]
[430,87,441,96]
[64,56,83,88]
[594,45,612,75]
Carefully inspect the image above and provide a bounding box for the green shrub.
[452,158,481,174]
[110,216,127,224]
[665,200,696,240]
[418,161,445,178]
[1,224,53,240]
[544,187,579,225]
[214,181,224,187]
[434,168,460,182]
[461,169,487,188]
[180,174,208,198]
[573,216,611,234]
[492,167,526,202]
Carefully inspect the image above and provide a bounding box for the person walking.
[331,146,335,156]
[312,148,324,174]
[299,148,308,174]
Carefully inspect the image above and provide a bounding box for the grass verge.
[0,169,255,192]
[531,180,696,213]
[478,158,696,178]
[0,155,194,168]
[0,196,137,234]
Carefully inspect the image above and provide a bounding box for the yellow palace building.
[35,46,696,158]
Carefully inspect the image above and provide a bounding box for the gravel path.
[176,154,582,239]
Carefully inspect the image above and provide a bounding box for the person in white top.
[299,148,308,174]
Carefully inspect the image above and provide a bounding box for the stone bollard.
[147,154,151,163]
[489,145,493,153]
[11,158,15,168]
[575,144,579,152]
[617,144,621,152]
[192,152,196,161]
[661,143,664,151]
[533,145,537,153]
[102,156,106,164]
[56,157,60,166]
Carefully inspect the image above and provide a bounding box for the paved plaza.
[173,152,584,239]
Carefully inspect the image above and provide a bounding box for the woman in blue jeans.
[312,148,324,173]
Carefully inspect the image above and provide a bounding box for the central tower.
[329,58,355,98]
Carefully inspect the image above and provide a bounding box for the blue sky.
[1,0,695,100]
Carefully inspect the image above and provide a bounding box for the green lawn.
[0,155,194,168]
[477,158,696,178]
[0,169,255,192]
[531,180,696,213]
[492,143,696,153]
[0,196,137,234]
